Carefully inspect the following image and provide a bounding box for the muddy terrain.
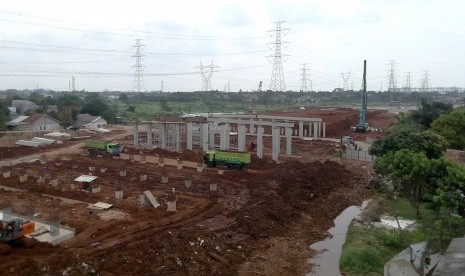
[0,108,394,275]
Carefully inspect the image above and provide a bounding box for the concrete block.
[143,190,160,209]
[120,170,127,177]
[88,166,95,171]
[167,200,177,212]
[50,179,59,187]
[140,174,147,182]
[218,170,224,175]
[115,191,124,199]
[37,176,45,183]
[92,186,101,193]
[184,179,192,189]
[139,194,147,208]
[100,167,107,173]
[210,183,218,191]
[140,155,146,164]
[19,174,28,183]
[55,161,62,166]
[2,171,11,179]
[177,160,183,170]
[161,176,169,184]
[197,163,204,173]
[72,164,78,169]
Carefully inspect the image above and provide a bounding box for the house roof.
[9,114,61,125]
[11,100,37,107]
[7,115,29,126]
[77,113,106,126]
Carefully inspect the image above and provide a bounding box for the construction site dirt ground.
[0,108,395,275]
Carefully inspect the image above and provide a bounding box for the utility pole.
[300,64,311,92]
[404,72,411,93]
[195,61,219,91]
[72,76,75,92]
[132,39,145,92]
[227,81,230,92]
[267,21,290,92]
[161,81,164,92]
[387,60,398,92]
[340,71,351,91]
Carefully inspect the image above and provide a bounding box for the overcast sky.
[0,0,464,92]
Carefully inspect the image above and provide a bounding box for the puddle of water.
[307,201,369,276]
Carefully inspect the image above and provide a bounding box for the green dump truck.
[202,150,251,170]
[85,139,122,157]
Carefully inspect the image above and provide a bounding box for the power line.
[267,21,290,92]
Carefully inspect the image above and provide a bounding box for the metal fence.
[345,149,375,162]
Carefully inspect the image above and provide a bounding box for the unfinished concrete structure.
[131,114,325,161]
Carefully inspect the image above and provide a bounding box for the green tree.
[369,129,446,159]
[57,94,82,106]
[28,92,44,105]
[411,98,452,129]
[81,93,108,116]
[388,150,429,218]
[102,109,116,124]
[431,108,465,150]
[159,98,171,111]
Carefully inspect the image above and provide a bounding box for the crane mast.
[356,60,368,132]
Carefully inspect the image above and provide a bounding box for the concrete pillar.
[177,159,183,169]
[147,122,153,149]
[197,162,204,172]
[238,124,246,151]
[322,122,326,138]
[249,121,255,134]
[160,123,166,150]
[220,123,227,150]
[286,127,292,156]
[2,170,11,179]
[186,123,193,150]
[158,156,165,167]
[313,122,318,138]
[225,123,230,150]
[209,123,215,150]
[299,121,303,139]
[120,169,126,177]
[133,122,139,147]
[257,126,264,159]
[140,174,147,182]
[272,126,280,161]
[318,122,322,138]
[175,123,181,152]
[202,123,209,151]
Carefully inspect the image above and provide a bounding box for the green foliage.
[101,109,116,124]
[57,94,82,106]
[28,91,44,105]
[0,101,8,130]
[81,93,108,116]
[340,197,465,275]
[431,108,465,150]
[159,98,171,111]
[411,98,453,129]
[369,129,446,159]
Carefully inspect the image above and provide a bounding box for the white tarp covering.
[74,175,97,182]
[88,202,113,210]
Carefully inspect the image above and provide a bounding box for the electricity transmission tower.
[195,61,219,91]
[386,60,398,92]
[132,39,145,92]
[300,64,311,92]
[404,72,411,93]
[421,71,430,92]
[340,71,351,91]
[267,21,290,92]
